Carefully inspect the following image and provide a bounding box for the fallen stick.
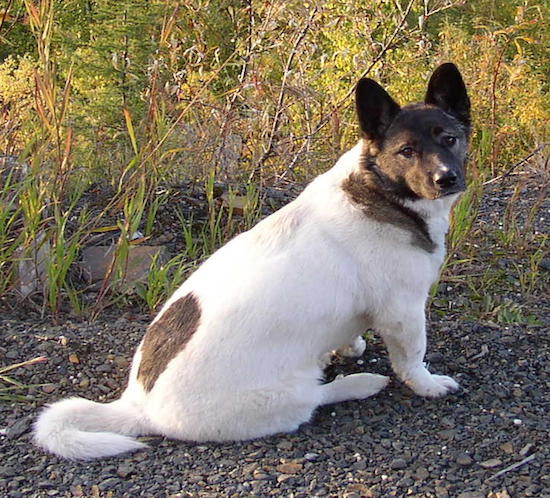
[486,453,536,481]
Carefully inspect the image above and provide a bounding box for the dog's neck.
[341,170,436,253]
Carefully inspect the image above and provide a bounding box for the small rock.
[252,470,271,480]
[456,453,473,466]
[5,350,19,360]
[79,378,90,389]
[277,440,293,450]
[397,477,414,488]
[276,474,294,484]
[98,478,121,491]
[438,429,457,440]
[42,384,57,394]
[390,458,407,470]
[304,452,319,461]
[435,486,449,497]
[344,484,374,497]
[37,342,53,353]
[69,486,84,497]
[114,356,129,369]
[6,418,30,439]
[414,466,430,480]
[276,462,303,474]
[0,466,16,478]
[117,465,134,478]
[500,442,514,454]
[68,353,79,364]
[480,458,502,468]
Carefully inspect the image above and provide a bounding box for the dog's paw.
[338,336,367,358]
[321,373,389,405]
[341,372,390,399]
[409,373,459,398]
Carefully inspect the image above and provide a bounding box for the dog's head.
[355,63,470,201]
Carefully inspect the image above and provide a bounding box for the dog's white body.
[34,142,459,459]
[35,63,471,459]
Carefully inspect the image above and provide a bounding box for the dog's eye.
[399,147,415,158]
[444,136,457,147]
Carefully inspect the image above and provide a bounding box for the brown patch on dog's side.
[342,171,436,253]
[137,293,201,392]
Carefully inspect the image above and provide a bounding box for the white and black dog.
[34,63,470,460]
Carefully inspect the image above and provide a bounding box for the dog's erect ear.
[425,63,470,128]
[355,78,401,142]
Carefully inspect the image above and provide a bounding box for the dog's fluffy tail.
[33,397,150,460]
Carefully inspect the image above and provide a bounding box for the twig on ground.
[486,453,536,481]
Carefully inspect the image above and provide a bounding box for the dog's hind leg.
[319,373,389,406]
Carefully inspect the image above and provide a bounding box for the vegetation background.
[0,0,548,320]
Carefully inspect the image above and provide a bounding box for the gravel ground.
[0,171,548,497]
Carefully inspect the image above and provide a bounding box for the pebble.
[116,465,134,478]
[275,462,303,474]
[79,378,90,389]
[0,467,16,478]
[414,466,430,480]
[304,452,319,461]
[500,442,514,454]
[480,458,502,468]
[456,453,473,466]
[98,478,121,491]
[6,418,30,439]
[277,440,293,450]
[390,458,408,470]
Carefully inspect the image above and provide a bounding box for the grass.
[0,356,48,402]
[0,0,548,322]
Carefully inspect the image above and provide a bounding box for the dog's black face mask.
[355,63,471,201]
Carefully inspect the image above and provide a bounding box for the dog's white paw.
[321,373,389,405]
[337,372,390,399]
[409,373,459,398]
[338,336,367,358]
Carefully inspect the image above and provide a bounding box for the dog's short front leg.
[378,310,458,398]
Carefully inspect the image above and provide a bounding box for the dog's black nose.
[433,170,457,189]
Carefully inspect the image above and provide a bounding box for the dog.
[34,62,470,460]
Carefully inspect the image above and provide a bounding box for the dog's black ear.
[425,63,470,128]
[355,78,401,142]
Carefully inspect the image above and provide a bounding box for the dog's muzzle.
[433,169,465,196]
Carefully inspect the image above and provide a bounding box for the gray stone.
[456,452,473,466]
[6,418,30,440]
[79,245,168,288]
[390,458,408,470]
